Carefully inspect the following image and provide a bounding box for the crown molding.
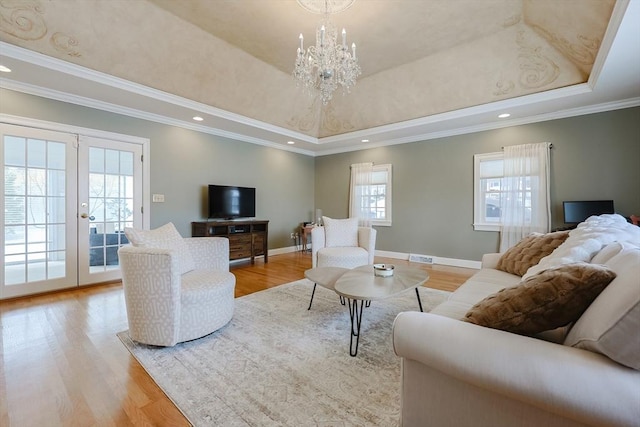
[0,42,318,145]
[0,77,316,156]
[317,83,594,146]
[315,97,640,156]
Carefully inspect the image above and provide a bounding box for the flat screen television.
[208,185,256,219]
[563,200,614,224]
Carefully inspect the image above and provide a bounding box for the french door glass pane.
[3,136,66,285]
[88,147,133,273]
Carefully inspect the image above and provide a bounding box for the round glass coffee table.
[305,264,429,356]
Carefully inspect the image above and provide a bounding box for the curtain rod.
[501,143,553,150]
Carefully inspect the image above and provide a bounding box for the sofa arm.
[184,237,229,271]
[311,227,325,268]
[393,312,640,427]
[481,252,502,269]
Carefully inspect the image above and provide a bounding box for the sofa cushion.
[464,263,616,335]
[124,222,195,275]
[496,230,569,276]
[322,216,358,248]
[564,245,640,370]
[430,268,520,319]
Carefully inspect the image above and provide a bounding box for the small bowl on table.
[373,263,395,277]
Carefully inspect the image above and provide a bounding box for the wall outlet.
[152,194,165,203]
[290,232,296,239]
[409,254,433,264]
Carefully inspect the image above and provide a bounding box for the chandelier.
[293,0,361,105]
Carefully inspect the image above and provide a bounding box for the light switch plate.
[152,194,165,203]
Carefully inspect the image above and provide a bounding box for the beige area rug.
[118,279,450,426]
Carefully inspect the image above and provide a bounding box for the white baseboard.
[375,250,481,270]
[269,246,299,256]
[266,247,481,270]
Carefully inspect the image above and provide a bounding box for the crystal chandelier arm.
[293,3,360,105]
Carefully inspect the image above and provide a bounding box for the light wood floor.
[0,252,476,426]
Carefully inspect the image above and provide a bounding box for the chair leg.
[340,295,346,305]
[308,283,317,310]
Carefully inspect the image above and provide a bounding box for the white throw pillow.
[322,216,359,248]
[124,222,195,275]
[564,245,640,370]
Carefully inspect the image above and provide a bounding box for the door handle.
[80,213,95,220]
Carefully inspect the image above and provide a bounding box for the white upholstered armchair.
[311,216,377,269]
[119,223,235,347]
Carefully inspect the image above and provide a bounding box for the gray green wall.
[0,89,315,249]
[315,107,640,261]
[2,88,638,260]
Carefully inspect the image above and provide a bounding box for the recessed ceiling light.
[498,113,511,118]
[361,139,370,143]
[287,141,295,145]
[0,65,12,73]
[193,116,204,121]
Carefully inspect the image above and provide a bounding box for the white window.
[473,152,504,231]
[351,163,392,227]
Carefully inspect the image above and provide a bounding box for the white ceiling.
[0,0,639,156]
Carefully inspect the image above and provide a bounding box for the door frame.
[1,114,150,295]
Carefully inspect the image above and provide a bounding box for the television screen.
[563,200,614,224]
[208,185,256,219]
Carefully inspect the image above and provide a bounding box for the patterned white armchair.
[311,216,377,269]
[119,223,235,347]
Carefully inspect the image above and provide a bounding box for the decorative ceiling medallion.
[296,0,355,15]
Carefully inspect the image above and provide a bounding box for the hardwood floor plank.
[0,251,475,426]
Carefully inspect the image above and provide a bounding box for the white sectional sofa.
[393,214,640,427]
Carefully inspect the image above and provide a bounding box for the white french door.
[1,123,144,299]
[77,136,142,285]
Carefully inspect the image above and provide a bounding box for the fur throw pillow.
[497,230,570,276]
[464,263,616,335]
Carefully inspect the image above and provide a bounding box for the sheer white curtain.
[349,162,373,227]
[499,142,551,251]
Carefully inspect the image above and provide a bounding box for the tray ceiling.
[1,0,639,155]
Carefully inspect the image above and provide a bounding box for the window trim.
[352,163,392,227]
[473,152,502,232]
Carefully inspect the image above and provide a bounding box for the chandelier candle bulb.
[352,43,356,59]
[342,28,346,46]
[320,25,325,45]
[299,33,304,50]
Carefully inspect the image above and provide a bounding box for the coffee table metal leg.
[415,288,424,312]
[347,298,365,357]
[307,283,317,310]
